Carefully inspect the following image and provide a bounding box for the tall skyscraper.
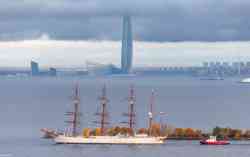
[121,16,133,74]
[31,61,39,76]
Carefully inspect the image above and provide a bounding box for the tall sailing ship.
[42,84,167,144]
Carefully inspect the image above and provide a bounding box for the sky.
[0,0,250,41]
[0,0,250,67]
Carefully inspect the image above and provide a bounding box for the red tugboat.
[200,136,230,145]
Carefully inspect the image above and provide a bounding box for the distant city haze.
[1,37,250,68]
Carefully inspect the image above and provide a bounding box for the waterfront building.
[215,62,221,68]
[87,63,117,76]
[49,68,57,77]
[246,62,250,67]
[240,62,245,68]
[209,62,215,69]
[232,62,240,69]
[222,62,229,68]
[31,61,39,76]
[203,62,209,68]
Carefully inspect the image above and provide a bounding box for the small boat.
[200,76,224,80]
[239,78,250,84]
[40,128,62,139]
[200,136,230,145]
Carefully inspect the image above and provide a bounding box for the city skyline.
[0,39,250,68]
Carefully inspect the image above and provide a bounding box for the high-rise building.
[121,15,133,74]
[31,61,39,76]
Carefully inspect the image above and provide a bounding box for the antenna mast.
[65,84,81,137]
[122,85,136,130]
[94,85,109,135]
[148,89,155,136]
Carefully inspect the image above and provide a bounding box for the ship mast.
[148,89,155,136]
[94,85,109,135]
[122,85,136,131]
[65,84,81,137]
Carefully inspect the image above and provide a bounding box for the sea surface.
[1,76,250,157]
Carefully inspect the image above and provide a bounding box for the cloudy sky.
[1,0,250,41]
[1,0,250,67]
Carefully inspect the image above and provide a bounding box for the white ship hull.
[239,78,250,84]
[54,135,166,144]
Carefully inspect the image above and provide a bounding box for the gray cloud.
[0,0,250,41]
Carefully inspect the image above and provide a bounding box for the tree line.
[81,124,250,140]
[164,126,250,140]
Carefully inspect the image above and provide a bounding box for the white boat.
[239,78,250,83]
[40,128,62,139]
[54,134,167,144]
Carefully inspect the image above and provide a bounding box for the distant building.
[222,62,229,68]
[87,64,118,76]
[121,15,133,74]
[240,62,245,68]
[246,62,250,67]
[209,62,215,68]
[215,62,221,68]
[203,62,209,68]
[232,62,240,69]
[49,68,57,77]
[232,62,240,72]
[30,61,39,76]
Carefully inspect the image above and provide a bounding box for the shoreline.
[167,137,250,141]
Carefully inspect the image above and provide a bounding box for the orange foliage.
[173,128,185,137]
[82,128,90,137]
[185,128,195,137]
[151,123,161,136]
[95,128,102,136]
[137,128,148,134]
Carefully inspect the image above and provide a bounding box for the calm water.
[1,76,250,157]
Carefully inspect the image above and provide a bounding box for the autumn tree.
[173,128,185,138]
[184,128,196,137]
[95,128,102,136]
[82,128,91,137]
[243,130,250,138]
[151,123,161,136]
[137,128,148,134]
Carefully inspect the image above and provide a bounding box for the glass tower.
[121,15,133,74]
